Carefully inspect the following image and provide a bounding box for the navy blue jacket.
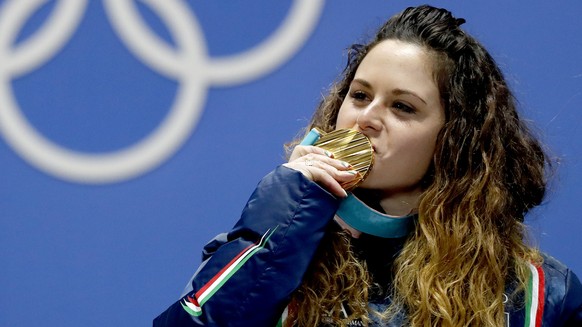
[154,166,582,326]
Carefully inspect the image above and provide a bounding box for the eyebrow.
[351,78,428,105]
[393,88,427,105]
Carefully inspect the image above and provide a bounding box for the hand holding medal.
[303,128,374,191]
[285,128,374,198]
[296,128,415,239]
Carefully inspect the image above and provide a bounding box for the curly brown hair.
[287,5,548,326]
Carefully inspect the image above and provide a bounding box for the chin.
[357,179,383,190]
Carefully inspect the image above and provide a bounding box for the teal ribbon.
[299,128,321,145]
[336,194,415,238]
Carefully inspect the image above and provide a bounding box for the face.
[336,39,445,213]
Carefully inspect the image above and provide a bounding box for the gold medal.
[312,128,374,191]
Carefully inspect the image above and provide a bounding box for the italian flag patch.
[181,227,278,316]
[524,263,545,327]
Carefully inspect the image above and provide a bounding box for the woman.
[155,5,582,326]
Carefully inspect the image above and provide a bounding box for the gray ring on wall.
[0,0,325,183]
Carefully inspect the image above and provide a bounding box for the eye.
[349,90,370,102]
[393,101,415,114]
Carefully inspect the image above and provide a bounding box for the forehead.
[357,39,435,78]
[354,39,441,103]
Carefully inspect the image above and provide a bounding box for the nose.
[355,102,382,132]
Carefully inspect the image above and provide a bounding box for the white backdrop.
[1,1,581,326]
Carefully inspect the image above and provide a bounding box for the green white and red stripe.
[276,305,289,327]
[181,227,278,316]
[524,263,545,327]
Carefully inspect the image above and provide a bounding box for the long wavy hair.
[287,5,548,326]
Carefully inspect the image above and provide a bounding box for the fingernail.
[324,150,333,158]
[346,170,358,175]
[341,161,351,168]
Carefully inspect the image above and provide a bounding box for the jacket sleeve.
[154,166,341,326]
[539,255,582,326]
[561,269,582,326]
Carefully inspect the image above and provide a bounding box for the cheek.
[412,133,440,169]
[335,104,357,129]
[396,130,440,169]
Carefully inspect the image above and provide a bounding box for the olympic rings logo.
[0,0,324,183]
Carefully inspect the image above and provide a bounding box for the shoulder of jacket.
[538,254,582,325]
[540,252,571,280]
[538,252,578,310]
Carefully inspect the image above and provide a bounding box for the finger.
[302,158,358,182]
[309,168,348,198]
[283,161,356,198]
[291,152,352,175]
[289,145,334,162]
[283,161,347,197]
